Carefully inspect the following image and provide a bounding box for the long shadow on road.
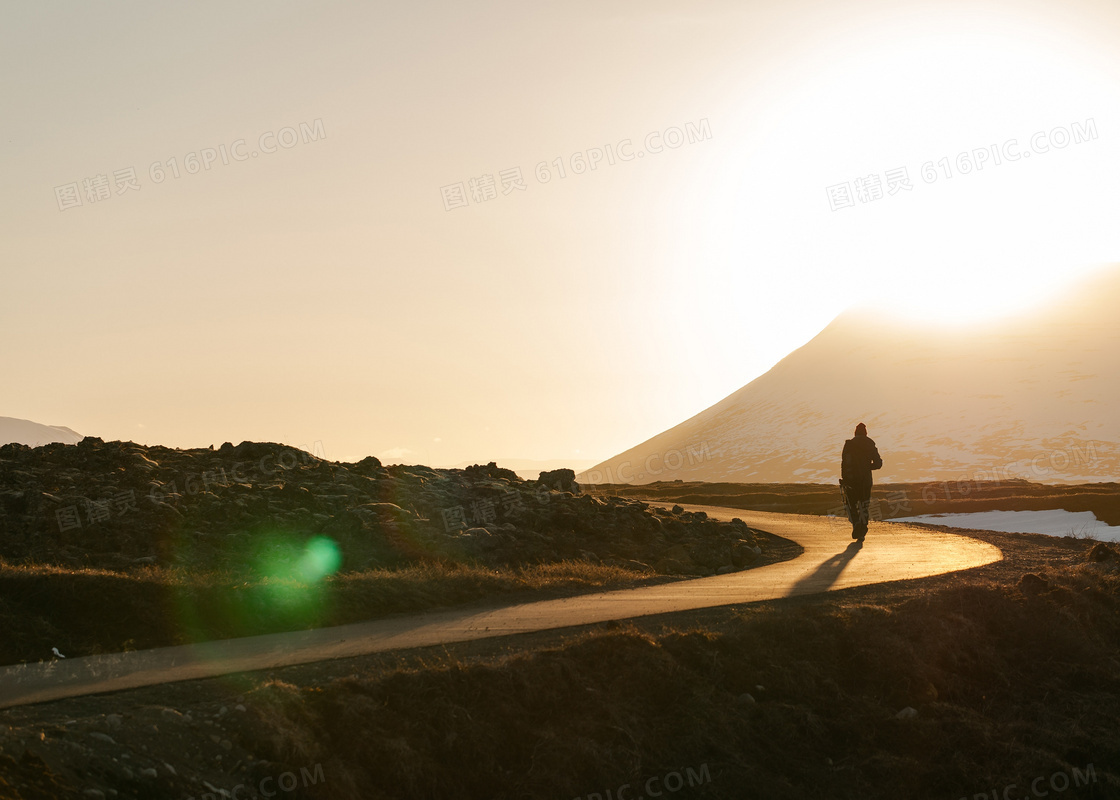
[788,540,863,597]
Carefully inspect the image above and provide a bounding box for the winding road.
[0,504,1001,709]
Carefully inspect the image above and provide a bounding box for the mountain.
[0,417,83,447]
[579,268,1120,485]
[440,458,601,481]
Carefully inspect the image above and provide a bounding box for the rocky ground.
[0,439,764,577]
[0,440,778,666]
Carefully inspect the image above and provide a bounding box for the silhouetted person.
[841,422,882,540]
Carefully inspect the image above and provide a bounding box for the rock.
[464,462,520,482]
[351,455,383,475]
[538,468,579,493]
[83,790,106,799]
[163,762,177,775]
[139,768,158,779]
[671,505,684,514]
[731,542,760,568]
[654,543,696,574]
[104,714,122,730]
[717,565,736,575]
[89,732,115,744]
[235,704,246,713]
[1088,542,1117,562]
[895,706,918,720]
[160,708,183,722]
[1018,573,1049,596]
[735,693,756,706]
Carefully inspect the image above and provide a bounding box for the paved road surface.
[0,505,1001,709]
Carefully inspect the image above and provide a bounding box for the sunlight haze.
[3,0,1119,465]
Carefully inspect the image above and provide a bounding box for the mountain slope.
[0,416,83,447]
[580,269,1120,485]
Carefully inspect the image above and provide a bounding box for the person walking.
[841,422,883,540]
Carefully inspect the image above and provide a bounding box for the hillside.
[580,268,1120,485]
[0,417,82,448]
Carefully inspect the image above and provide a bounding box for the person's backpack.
[841,439,858,477]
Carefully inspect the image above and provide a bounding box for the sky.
[2,0,1119,466]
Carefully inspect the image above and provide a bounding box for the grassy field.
[0,559,662,666]
[0,530,797,667]
[590,479,1120,525]
[3,526,1119,799]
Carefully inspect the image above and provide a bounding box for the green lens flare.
[169,531,343,649]
[295,536,343,582]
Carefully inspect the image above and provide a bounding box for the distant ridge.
[0,416,84,447]
[580,268,1120,485]
[439,458,600,481]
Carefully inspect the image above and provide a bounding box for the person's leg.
[856,483,871,538]
[843,483,860,536]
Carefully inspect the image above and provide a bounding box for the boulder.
[1018,573,1049,596]
[538,468,579,493]
[731,542,759,568]
[351,455,384,476]
[1087,542,1117,562]
[465,462,520,482]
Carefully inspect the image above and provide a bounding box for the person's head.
[855,422,867,436]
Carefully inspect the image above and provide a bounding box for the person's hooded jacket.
[841,423,883,486]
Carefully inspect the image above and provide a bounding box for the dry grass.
[0,557,666,666]
[3,532,1119,799]
[218,546,1120,800]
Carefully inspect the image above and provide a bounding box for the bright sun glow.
[694,8,1120,327]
